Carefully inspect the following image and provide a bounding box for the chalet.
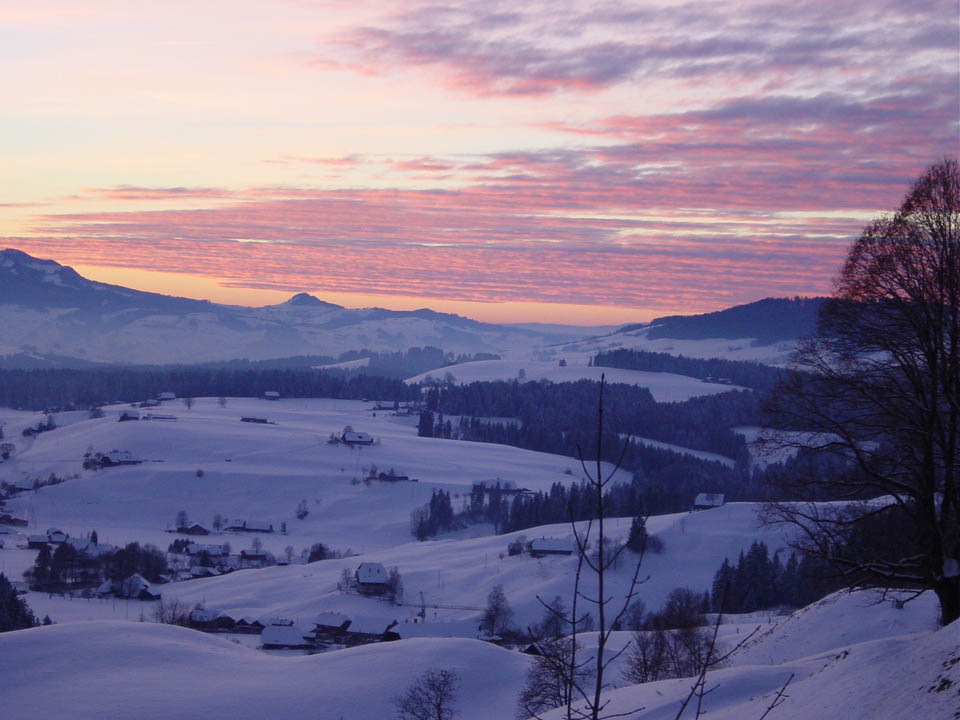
[27,535,49,549]
[112,573,161,601]
[224,519,274,533]
[8,479,36,494]
[378,471,410,482]
[343,618,400,646]
[355,562,389,596]
[118,410,140,422]
[261,622,314,650]
[233,616,265,634]
[310,612,351,640]
[240,416,269,424]
[0,513,28,527]
[158,392,177,401]
[263,391,280,401]
[530,537,575,557]
[341,431,374,446]
[177,523,210,536]
[189,607,220,628]
[46,528,68,544]
[693,493,725,511]
[139,399,161,408]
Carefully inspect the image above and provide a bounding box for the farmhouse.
[693,492,725,510]
[355,562,389,595]
[530,537,575,557]
[342,618,401,646]
[101,573,161,601]
[377,471,411,482]
[177,523,210,536]
[158,392,176,401]
[0,513,27,527]
[341,431,374,446]
[224,519,274,533]
[261,622,314,650]
[118,410,139,422]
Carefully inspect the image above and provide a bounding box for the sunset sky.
[2,0,957,324]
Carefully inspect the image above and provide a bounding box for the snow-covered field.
[1,396,955,720]
[407,359,747,402]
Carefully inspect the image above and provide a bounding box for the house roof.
[261,623,312,648]
[530,537,575,553]
[356,562,388,584]
[694,492,725,507]
[311,612,350,628]
[342,431,373,443]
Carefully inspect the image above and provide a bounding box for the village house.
[261,621,314,650]
[177,523,210,536]
[530,537,575,558]
[693,492,725,511]
[99,450,141,467]
[99,573,161,601]
[0,513,28,526]
[158,392,177,401]
[355,562,389,596]
[341,431,374,446]
[118,410,139,422]
[224,519,274,533]
[187,543,230,557]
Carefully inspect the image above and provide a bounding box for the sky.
[1,0,957,324]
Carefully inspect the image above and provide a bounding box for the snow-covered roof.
[261,623,312,648]
[311,612,350,628]
[694,492,725,507]
[342,431,373,444]
[530,537,575,554]
[355,562,388,584]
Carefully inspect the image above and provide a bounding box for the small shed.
[693,493,725,510]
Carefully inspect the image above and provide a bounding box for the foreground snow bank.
[0,622,530,720]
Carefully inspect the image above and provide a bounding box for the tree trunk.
[933,577,959,626]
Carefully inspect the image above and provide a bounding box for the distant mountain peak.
[283,293,341,309]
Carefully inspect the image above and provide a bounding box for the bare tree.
[518,639,595,719]
[182,397,195,410]
[764,159,960,625]
[217,396,227,408]
[393,668,460,720]
[530,375,648,720]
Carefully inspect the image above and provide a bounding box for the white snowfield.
[1,397,955,719]
[0,623,530,720]
[407,359,747,402]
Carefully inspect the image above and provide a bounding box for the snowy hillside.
[0,622,530,720]
[406,359,748,402]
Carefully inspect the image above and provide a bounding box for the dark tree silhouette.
[764,158,960,625]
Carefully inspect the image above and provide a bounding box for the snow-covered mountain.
[0,249,822,367]
[0,249,604,364]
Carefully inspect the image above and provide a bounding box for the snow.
[408,359,747,402]
[0,623,531,720]
[1,395,954,720]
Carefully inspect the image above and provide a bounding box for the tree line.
[592,348,786,391]
[0,367,419,411]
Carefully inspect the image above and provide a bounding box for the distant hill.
[641,297,825,344]
[0,249,586,365]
